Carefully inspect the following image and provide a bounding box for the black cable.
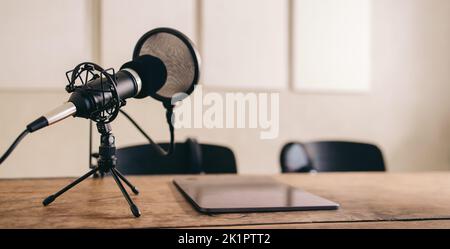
[119,107,175,156]
[0,129,29,165]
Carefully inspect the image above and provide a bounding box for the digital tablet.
[173,175,339,213]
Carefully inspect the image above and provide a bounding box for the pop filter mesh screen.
[137,32,196,99]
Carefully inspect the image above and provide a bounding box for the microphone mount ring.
[65,62,123,124]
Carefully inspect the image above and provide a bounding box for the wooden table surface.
[0,172,449,228]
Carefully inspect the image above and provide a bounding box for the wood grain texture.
[0,172,450,228]
[209,220,450,229]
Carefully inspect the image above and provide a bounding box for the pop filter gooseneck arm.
[119,107,175,156]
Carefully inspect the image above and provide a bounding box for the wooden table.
[0,172,449,228]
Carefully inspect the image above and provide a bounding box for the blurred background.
[0,0,449,178]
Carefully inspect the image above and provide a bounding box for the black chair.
[280,141,386,172]
[111,138,237,175]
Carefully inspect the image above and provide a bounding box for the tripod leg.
[43,168,98,206]
[110,169,141,218]
[111,168,139,195]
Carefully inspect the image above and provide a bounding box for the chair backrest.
[114,138,237,175]
[280,141,386,172]
[200,144,237,174]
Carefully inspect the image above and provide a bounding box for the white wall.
[0,0,95,88]
[0,0,449,178]
[293,0,371,92]
[201,0,288,89]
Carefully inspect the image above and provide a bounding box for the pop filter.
[132,28,201,104]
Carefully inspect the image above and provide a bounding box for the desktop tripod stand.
[42,122,141,217]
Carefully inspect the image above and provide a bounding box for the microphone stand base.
[42,123,141,218]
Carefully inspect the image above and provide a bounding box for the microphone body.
[26,69,141,133]
[67,69,141,119]
[26,55,167,133]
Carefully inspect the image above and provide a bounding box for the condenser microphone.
[26,28,200,134]
[26,55,167,133]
